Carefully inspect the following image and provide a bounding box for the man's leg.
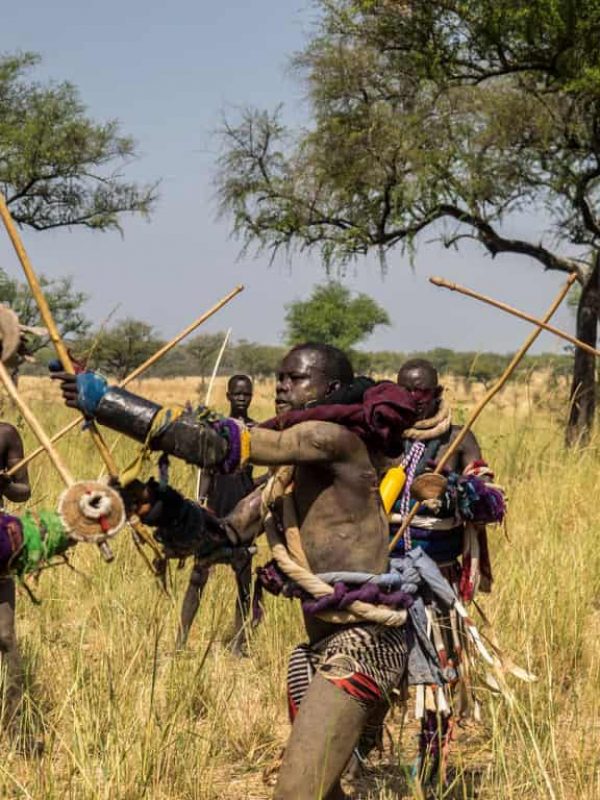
[275,674,369,800]
[228,552,252,656]
[0,578,24,732]
[176,562,210,649]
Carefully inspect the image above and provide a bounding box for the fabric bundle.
[0,510,71,577]
[449,474,506,524]
[261,380,417,457]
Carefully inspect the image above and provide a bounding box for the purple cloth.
[252,560,296,624]
[260,381,417,457]
[464,476,506,523]
[213,418,242,474]
[302,580,414,615]
[254,560,415,622]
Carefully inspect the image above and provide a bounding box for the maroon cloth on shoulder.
[260,381,417,456]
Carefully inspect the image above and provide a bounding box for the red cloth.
[260,381,417,456]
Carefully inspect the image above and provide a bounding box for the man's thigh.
[275,673,368,800]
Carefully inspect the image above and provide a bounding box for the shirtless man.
[53,343,416,800]
[0,422,31,740]
[178,374,256,653]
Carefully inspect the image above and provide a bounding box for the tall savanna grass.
[0,376,598,799]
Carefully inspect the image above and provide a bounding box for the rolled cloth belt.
[261,468,408,627]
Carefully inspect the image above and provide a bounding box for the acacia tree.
[92,318,163,379]
[0,52,156,230]
[285,281,389,350]
[217,0,600,442]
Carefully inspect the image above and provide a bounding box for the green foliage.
[0,52,157,231]
[284,281,389,350]
[89,318,164,379]
[216,0,600,276]
[22,325,568,383]
[232,340,284,379]
[186,333,234,380]
[217,0,600,435]
[0,266,90,353]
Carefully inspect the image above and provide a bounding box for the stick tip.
[429,276,446,287]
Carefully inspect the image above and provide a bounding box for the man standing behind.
[393,358,500,781]
[394,358,485,564]
[178,374,256,654]
[0,422,31,744]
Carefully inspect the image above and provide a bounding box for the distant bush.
[22,330,574,385]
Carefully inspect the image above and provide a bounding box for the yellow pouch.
[379,465,406,515]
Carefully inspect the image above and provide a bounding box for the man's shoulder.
[293,419,367,458]
[0,421,21,439]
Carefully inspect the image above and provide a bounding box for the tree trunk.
[566,257,600,446]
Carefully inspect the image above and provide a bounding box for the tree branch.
[438,204,583,277]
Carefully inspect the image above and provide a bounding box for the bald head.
[275,343,354,415]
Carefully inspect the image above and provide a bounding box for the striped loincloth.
[287,623,407,719]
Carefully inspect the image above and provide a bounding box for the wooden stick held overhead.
[429,276,597,357]
[389,273,577,553]
[0,193,118,475]
[6,285,244,477]
[196,327,232,501]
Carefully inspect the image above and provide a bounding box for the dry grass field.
[1,375,599,799]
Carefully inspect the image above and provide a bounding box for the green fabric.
[17,510,70,576]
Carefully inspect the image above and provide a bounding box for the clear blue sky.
[0,0,576,355]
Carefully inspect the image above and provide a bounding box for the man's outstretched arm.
[52,373,356,472]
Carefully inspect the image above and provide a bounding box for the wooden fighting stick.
[0,358,123,561]
[6,286,244,476]
[429,276,599,357]
[0,195,172,566]
[0,194,117,473]
[388,273,577,553]
[196,327,232,502]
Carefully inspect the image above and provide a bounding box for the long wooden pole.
[389,273,577,553]
[196,327,232,500]
[6,286,244,477]
[0,194,117,474]
[0,360,73,487]
[429,275,598,357]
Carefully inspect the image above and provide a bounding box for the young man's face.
[275,349,337,415]
[227,378,253,419]
[397,367,442,421]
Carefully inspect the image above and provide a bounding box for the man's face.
[275,349,335,414]
[397,367,441,421]
[227,378,252,419]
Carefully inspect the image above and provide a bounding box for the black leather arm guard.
[95,387,228,467]
[135,480,238,560]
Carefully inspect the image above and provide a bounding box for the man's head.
[275,343,354,414]
[227,374,253,419]
[397,359,442,421]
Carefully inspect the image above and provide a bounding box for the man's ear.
[435,385,443,398]
[327,379,342,396]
